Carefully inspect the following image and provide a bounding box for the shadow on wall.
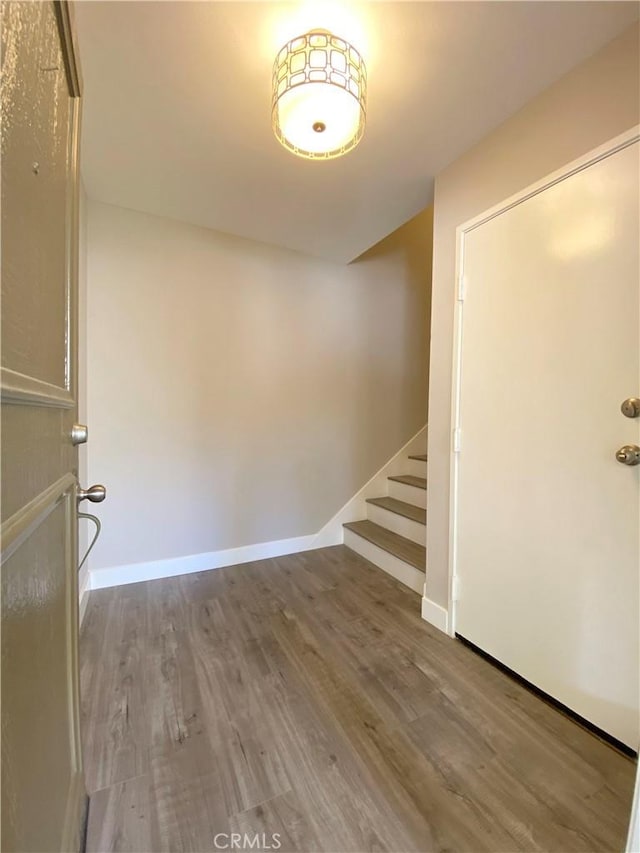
[350,205,434,470]
[85,201,434,573]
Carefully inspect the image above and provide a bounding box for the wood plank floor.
[81,545,636,853]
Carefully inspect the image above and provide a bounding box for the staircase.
[343,454,426,594]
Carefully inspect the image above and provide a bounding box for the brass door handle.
[615,445,640,466]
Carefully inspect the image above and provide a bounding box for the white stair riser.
[405,459,427,478]
[388,480,427,509]
[367,504,426,545]
[343,530,424,594]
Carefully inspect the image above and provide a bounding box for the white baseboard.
[421,595,449,634]
[311,424,427,548]
[78,564,90,626]
[89,533,317,590]
[344,529,424,594]
[88,424,427,591]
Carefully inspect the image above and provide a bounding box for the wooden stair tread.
[366,496,426,525]
[388,474,427,490]
[408,454,427,462]
[343,520,426,572]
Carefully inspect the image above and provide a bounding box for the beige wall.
[87,201,432,571]
[426,23,640,607]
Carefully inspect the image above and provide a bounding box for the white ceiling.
[76,1,639,263]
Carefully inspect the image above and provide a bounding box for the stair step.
[366,496,426,525]
[343,520,426,572]
[388,474,426,490]
[408,454,427,462]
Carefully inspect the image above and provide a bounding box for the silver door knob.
[77,484,106,503]
[615,445,640,466]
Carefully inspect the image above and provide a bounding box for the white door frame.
[628,769,640,853]
[447,123,640,637]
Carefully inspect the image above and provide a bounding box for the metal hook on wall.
[78,512,102,572]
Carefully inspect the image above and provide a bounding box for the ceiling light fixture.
[272,29,367,160]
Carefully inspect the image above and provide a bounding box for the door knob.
[77,484,106,503]
[615,445,640,466]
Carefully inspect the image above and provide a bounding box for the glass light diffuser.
[272,31,367,160]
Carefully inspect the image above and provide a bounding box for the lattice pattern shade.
[272,31,367,160]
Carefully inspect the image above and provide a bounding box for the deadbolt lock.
[621,398,640,419]
[71,423,89,445]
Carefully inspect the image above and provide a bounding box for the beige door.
[453,132,639,749]
[1,2,86,850]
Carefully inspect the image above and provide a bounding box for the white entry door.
[453,131,639,749]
